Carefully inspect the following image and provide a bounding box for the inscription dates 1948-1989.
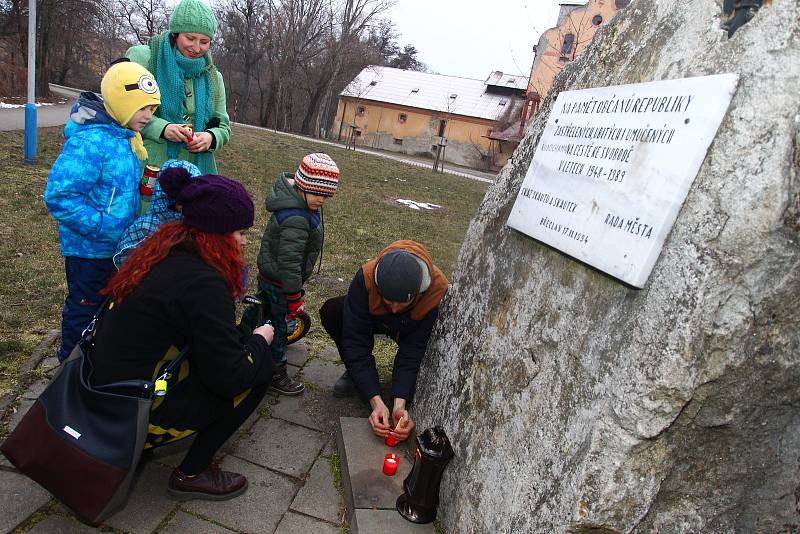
[557,159,627,183]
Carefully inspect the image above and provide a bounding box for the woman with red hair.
[90,168,274,501]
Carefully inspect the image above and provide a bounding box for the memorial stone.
[414,0,800,532]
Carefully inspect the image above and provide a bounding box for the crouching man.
[319,240,448,442]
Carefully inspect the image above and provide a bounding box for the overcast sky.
[384,0,564,80]
[189,0,564,80]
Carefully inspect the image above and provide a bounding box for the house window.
[357,106,366,116]
[561,33,575,57]
[592,15,603,25]
[398,113,407,123]
[394,138,403,145]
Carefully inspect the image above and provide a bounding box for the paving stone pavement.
[0,341,353,534]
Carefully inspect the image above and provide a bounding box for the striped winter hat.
[295,153,340,197]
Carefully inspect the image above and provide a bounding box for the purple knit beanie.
[159,168,254,233]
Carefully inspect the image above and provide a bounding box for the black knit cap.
[159,167,254,233]
[375,250,422,302]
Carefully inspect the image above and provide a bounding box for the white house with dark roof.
[331,66,527,170]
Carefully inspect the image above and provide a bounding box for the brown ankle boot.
[269,364,305,396]
[167,462,248,501]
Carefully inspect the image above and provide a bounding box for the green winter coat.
[257,173,323,295]
[126,44,231,174]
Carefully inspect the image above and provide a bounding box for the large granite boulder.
[414,0,800,532]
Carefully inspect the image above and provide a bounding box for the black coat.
[91,245,274,432]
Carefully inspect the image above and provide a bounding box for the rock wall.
[414,1,800,532]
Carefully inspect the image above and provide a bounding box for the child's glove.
[286,292,305,319]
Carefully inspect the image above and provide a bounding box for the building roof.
[340,66,526,121]
[484,71,529,91]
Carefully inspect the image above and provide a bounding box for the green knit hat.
[169,0,217,38]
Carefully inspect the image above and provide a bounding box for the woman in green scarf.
[126,0,230,175]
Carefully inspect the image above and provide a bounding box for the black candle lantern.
[396,426,454,524]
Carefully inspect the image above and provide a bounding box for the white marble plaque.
[507,74,738,287]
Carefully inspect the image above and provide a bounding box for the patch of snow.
[0,101,56,109]
[396,199,442,211]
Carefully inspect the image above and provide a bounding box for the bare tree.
[115,0,169,45]
[215,0,270,121]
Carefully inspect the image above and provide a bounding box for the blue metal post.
[24,0,36,163]
[24,104,37,162]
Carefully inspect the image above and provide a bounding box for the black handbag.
[1,300,188,525]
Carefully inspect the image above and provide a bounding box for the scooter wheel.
[286,311,312,345]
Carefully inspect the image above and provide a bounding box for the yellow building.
[527,0,630,115]
[331,66,527,170]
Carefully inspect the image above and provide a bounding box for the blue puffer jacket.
[45,92,142,258]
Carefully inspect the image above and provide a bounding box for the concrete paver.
[353,509,435,534]
[231,418,328,478]
[289,455,343,524]
[182,455,298,534]
[302,359,346,391]
[285,342,310,367]
[40,356,60,376]
[0,471,52,533]
[317,346,342,363]
[102,461,177,533]
[25,515,98,533]
[337,417,411,510]
[2,337,356,534]
[159,510,237,533]
[147,436,195,469]
[270,394,321,430]
[22,379,49,400]
[40,357,60,378]
[7,398,35,433]
[274,511,340,534]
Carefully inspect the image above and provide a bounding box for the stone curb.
[0,330,59,413]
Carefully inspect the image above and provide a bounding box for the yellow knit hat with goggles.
[100,62,161,160]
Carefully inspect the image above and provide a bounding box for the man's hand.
[368,395,391,437]
[163,123,193,143]
[187,131,213,152]
[391,399,414,441]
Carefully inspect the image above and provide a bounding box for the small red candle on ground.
[385,433,398,447]
[383,453,399,476]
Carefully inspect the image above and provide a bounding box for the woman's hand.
[187,131,213,153]
[163,123,193,143]
[253,323,274,344]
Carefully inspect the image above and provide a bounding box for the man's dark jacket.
[341,240,447,401]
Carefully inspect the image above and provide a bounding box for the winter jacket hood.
[266,172,306,212]
[362,240,448,321]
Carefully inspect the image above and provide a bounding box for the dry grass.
[0,124,489,415]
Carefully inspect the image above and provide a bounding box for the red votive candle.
[383,453,399,476]
[385,433,398,447]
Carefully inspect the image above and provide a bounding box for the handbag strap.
[80,296,113,343]
[81,297,191,395]
[162,346,190,375]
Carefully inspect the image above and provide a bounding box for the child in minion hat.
[44,60,161,362]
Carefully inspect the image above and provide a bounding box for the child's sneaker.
[270,364,305,395]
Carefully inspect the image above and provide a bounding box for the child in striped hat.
[246,153,340,395]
